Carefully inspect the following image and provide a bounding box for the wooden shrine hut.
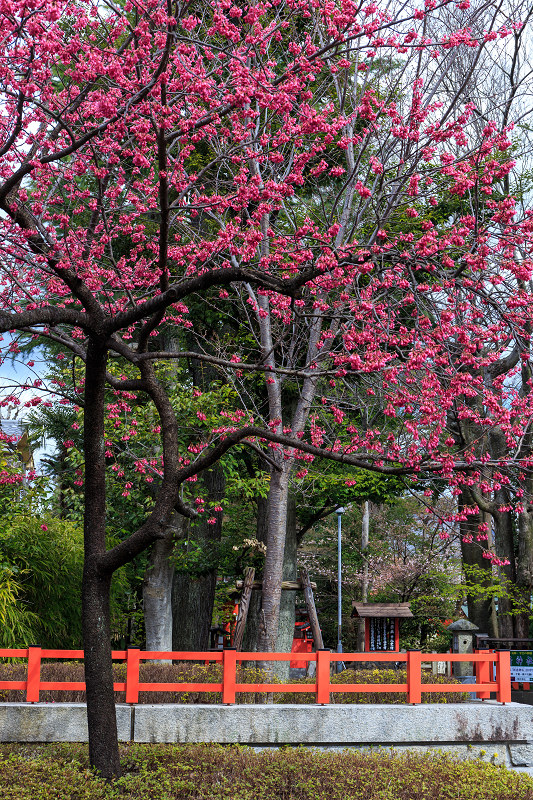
[351,602,413,652]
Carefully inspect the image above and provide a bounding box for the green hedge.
[0,663,468,704]
[1,744,532,800]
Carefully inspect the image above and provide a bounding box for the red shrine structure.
[352,602,413,652]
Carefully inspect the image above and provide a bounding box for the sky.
[0,335,53,470]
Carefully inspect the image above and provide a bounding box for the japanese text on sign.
[510,651,533,682]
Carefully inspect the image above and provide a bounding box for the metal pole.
[337,509,342,653]
[362,500,369,603]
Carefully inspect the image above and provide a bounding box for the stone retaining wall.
[1,701,532,770]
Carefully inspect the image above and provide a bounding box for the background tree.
[422,0,533,637]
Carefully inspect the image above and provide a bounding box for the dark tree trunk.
[82,339,121,779]
[242,496,268,652]
[516,505,533,638]
[459,497,497,637]
[515,368,533,638]
[172,571,217,650]
[489,428,518,638]
[493,489,517,638]
[172,465,224,650]
[82,568,119,778]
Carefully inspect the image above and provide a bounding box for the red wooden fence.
[0,647,511,705]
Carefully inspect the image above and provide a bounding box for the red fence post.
[407,650,421,704]
[316,649,331,705]
[26,645,42,703]
[222,647,237,704]
[125,646,141,704]
[496,650,511,704]
[475,650,491,700]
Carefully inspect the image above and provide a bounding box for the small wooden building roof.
[351,602,413,618]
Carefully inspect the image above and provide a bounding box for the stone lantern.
[448,619,479,678]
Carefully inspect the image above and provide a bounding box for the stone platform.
[1,701,533,770]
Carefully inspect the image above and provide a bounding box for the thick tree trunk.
[459,498,497,637]
[516,508,533,638]
[489,427,519,638]
[82,339,121,779]
[258,464,292,653]
[82,567,120,778]
[515,370,533,639]
[274,492,297,678]
[493,489,517,638]
[172,465,224,651]
[143,527,177,656]
[245,486,298,666]
[172,571,217,650]
[242,496,268,652]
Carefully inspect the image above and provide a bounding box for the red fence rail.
[0,647,511,705]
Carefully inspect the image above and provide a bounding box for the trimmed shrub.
[0,743,532,800]
[281,668,469,704]
[0,662,468,703]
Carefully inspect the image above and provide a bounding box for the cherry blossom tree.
[1,0,532,779]
[405,0,533,637]
[183,0,533,655]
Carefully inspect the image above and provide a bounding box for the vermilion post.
[475,650,491,700]
[222,647,237,704]
[496,651,511,704]
[125,647,141,704]
[316,649,331,704]
[26,645,42,703]
[407,650,422,704]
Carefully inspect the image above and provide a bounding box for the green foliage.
[0,564,40,648]
[294,462,405,527]
[0,506,129,650]
[0,662,466,705]
[412,565,533,628]
[299,496,462,651]
[1,744,532,799]
[0,661,281,704]
[0,515,84,647]
[280,668,468,705]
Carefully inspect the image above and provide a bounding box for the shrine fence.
[0,647,511,704]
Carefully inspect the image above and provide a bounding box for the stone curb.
[1,701,533,769]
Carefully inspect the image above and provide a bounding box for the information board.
[510,651,533,682]
[369,617,396,651]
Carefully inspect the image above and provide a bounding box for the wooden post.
[496,650,511,704]
[26,645,42,703]
[125,646,141,704]
[235,579,316,590]
[316,649,331,704]
[407,650,422,704]
[299,567,324,650]
[223,647,237,704]
[475,650,491,700]
[233,567,255,651]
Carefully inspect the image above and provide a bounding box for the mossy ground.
[1,743,533,800]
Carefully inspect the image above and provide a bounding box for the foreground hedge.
[0,663,468,704]
[0,743,532,800]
